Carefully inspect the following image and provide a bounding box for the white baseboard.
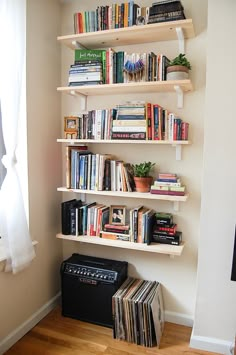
[164,310,194,327]
[0,292,61,355]
[190,333,233,355]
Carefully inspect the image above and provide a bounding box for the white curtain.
[0,0,35,273]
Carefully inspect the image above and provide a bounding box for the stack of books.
[148,0,185,24]
[151,212,182,245]
[69,49,105,86]
[112,101,146,140]
[150,173,186,196]
[112,277,164,347]
[101,224,130,241]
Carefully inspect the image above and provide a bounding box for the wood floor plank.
[5,307,219,355]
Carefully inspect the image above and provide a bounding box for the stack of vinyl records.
[112,277,164,347]
[148,0,185,24]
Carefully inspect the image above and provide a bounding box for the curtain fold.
[0,0,35,273]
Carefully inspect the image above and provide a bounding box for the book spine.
[112,132,146,140]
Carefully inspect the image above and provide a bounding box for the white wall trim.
[190,333,233,355]
[164,310,194,327]
[0,292,61,354]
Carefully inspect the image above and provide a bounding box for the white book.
[95,153,100,191]
[110,160,117,191]
[112,126,146,132]
[96,110,102,140]
[87,154,92,190]
[113,120,146,127]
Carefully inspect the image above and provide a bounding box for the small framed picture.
[109,205,126,226]
[64,116,79,132]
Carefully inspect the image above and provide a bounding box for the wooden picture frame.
[109,205,126,226]
[64,116,79,132]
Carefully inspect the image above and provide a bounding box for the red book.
[150,190,185,196]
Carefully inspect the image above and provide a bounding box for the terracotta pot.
[134,176,153,193]
[166,65,189,80]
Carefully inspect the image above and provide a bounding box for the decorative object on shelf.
[148,0,185,24]
[64,116,79,139]
[166,53,191,80]
[109,205,126,225]
[123,58,145,82]
[132,161,155,193]
[136,15,146,26]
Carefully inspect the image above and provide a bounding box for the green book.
[74,49,106,63]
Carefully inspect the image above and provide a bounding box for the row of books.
[150,173,186,197]
[69,49,172,86]
[64,101,189,141]
[112,277,164,347]
[73,1,185,34]
[66,147,135,192]
[74,3,144,34]
[61,199,183,246]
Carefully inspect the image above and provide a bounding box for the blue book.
[90,154,97,190]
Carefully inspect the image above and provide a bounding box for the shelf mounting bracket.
[69,90,87,111]
[173,201,179,212]
[174,85,183,109]
[176,27,185,54]
[172,144,182,160]
[71,41,87,50]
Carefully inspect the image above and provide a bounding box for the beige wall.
[60,0,207,321]
[191,0,236,347]
[0,0,62,344]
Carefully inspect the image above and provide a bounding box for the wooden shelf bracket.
[174,85,183,108]
[176,27,185,54]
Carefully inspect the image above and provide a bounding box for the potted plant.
[132,161,155,193]
[166,53,191,80]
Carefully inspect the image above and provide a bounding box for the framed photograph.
[64,116,79,132]
[109,205,126,226]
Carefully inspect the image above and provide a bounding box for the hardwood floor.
[5,307,219,355]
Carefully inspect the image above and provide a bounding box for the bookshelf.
[58,80,193,95]
[57,19,194,50]
[57,187,188,212]
[57,17,195,255]
[56,233,185,257]
[58,80,193,109]
[57,139,191,161]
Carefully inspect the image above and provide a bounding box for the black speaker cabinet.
[60,253,128,327]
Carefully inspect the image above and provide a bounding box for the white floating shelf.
[56,233,185,257]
